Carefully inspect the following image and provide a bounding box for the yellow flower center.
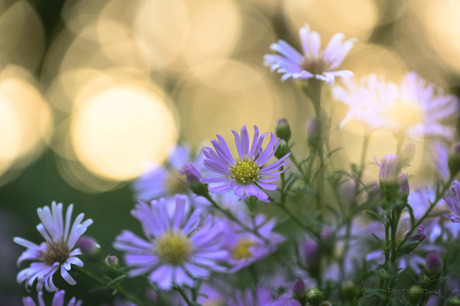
[385,100,425,130]
[231,238,256,260]
[230,160,260,185]
[155,232,192,265]
[42,241,70,265]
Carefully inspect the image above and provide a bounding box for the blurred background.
[1,0,460,304]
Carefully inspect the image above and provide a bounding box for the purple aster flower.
[113,195,227,290]
[14,202,92,292]
[222,214,285,272]
[264,24,355,83]
[334,72,459,139]
[201,125,290,202]
[23,290,82,306]
[443,180,460,223]
[228,287,300,306]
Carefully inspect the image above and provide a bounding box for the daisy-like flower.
[113,195,227,290]
[228,286,300,306]
[201,125,290,202]
[264,24,355,83]
[14,202,92,292]
[334,73,459,140]
[23,290,82,306]
[222,214,285,272]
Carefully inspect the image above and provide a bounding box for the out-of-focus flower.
[227,286,300,306]
[409,186,460,242]
[334,73,459,140]
[132,145,193,200]
[443,180,460,223]
[448,143,460,177]
[76,235,99,255]
[425,251,443,274]
[23,290,82,306]
[264,24,355,83]
[222,215,285,272]
[201,125,290,202]
[113,195,227,290]
[14,202,92,292]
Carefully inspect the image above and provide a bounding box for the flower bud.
[399,173,410,200]
[180,163,208,196]
[306,288,324,305]
[408,285,422,304]
[302,238,318,266]
[448,297,460,306]
[448,142,460,177]
[105,255,119,267]
[377,153,400,184]
[340,281,356,301]
[291,279,306,300]
[406,225,427,243]
[76,236,100,255]
[319,301,332,306]
[276,118,291,142]
[274,140,291,160]
[425,252,443,274]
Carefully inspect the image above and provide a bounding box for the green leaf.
[106,274,127,287]
[365,210,386,224]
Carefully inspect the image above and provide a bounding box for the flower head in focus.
[222,214,285,272]
[264,24,355,83]
[334,73,459,140]
[14,202,92,292]
[113,195,227,290]
[23,290,82,306]
[201,125,290,202]
[443,180,460,223]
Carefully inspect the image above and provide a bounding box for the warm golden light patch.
[385,100,425,130]
[70,84,178,181]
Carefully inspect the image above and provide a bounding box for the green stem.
[203,193,270,243]
[77,267,142,305]
[174,285,193,306]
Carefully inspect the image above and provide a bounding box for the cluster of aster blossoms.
[13,22,460,306]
